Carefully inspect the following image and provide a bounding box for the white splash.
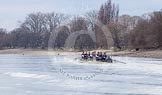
[4,72,50,79]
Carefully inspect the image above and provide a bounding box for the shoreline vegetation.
[0,48,162,59]
[1,0,162,61]
[1,0,162,54]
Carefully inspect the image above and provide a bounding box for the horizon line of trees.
[0,0,162,50]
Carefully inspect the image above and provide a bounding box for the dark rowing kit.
[81,52,113,63]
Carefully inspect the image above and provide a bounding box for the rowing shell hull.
[78,59,113,64]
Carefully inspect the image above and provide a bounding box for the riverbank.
[0,49,162,58]
[0,49,55,55]
[0,49,79,55]
[121,50,162,58]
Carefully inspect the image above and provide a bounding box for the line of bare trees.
[0,0,162,50]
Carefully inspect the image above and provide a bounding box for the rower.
[99,52,103,61]
[89,52,93,60]
[88,52,91,57]
[106,55,113,63]
[92,51,96,59]
[96,52,100,61]
[84,52,88,60]
[102,52,107,61]
[81,51,85,59]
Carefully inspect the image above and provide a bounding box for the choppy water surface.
[0,54,162,95]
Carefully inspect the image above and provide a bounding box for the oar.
[74,57,79,60]
[112,59,127,64]
[110,54,127,64]
[75,56,127,64]
[74,57,85,63]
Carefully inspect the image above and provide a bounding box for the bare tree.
[22,12,46,33]
[129,11,162,49]
[45,12,68,33]
[119,15,141,32]
[96,0,119,49]
[118,15,141,48]
[85,10,98,31]
[150,11,162,48]
[0,28,7,49]
[70,16,88,32]
[20,12,47,48]
[55,26,70,48]
[69,16,95,49]
[98,0,119,25]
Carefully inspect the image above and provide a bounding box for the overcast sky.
[0,0,162,31]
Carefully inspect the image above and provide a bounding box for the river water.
[0,54,162,95]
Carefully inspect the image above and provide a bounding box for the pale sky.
[0,0,162,31]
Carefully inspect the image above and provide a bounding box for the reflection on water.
[0,54,162,95]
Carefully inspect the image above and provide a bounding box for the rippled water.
[0,54,162,95]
